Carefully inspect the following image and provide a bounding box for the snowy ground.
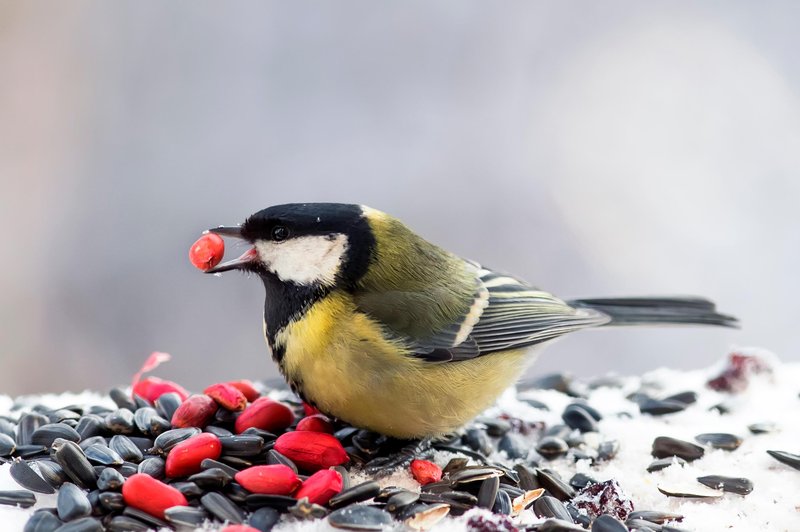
[1,349,798,531]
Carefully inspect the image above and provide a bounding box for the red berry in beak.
[273,431,348,472]
[204,383,248,412]
[122,473,188,519]
[234,464,302,495]
[235,397,295,434]
[296,414,334,434]
[165,432,222,478]
[228,380,261,402]
[132,377,189,403]
[171,394,218,429]
[294,469,343,505]
[410,459,442,485]
[189,233,225,272]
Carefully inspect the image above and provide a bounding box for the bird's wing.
[356,264,611,362]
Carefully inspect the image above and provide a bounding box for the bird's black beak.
[204,226,259,273]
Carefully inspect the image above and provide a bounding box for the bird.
[203,203,737,440]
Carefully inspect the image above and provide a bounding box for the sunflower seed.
[201,491,245,523]
[694,433,742,451]
[639,399,687,416]
[404,504,450,530]
[53,517,103,532]
[329,481,381,509]
[329,505,393,530]
[628,510,684,524]
[663,391,698,405]
[96,468,125,491]
[697,475,753,495]
[748,422,776,434]
[449,466,504,485]
[205,425,234,438]
[36,459,67,488]
[246,493,297,511]
[106,515,151,532]
[497,433,528,460]
[104,409,135,435]
[98,491,125,512]
[74,416,104,441]
[23,509,63,532]
[201,457,239,477]
[77,436,106,451]
[442,457,469,475]
[17,414,49,446]
[108,435,143,463]
[137,456,165,479]
[188,467,233,489]
[651,437,704,461]
[171,481,204,498]
[537,436,569,459]
[0,489,37,508]
[477,476,500,509]
[533,495,573,522]
[463,428,493,455]
[53,439,97,489]
[646,456,687,472]
[153,427,200,454]
[0,433,17,457]
[249,506,281,531]
[266,449,298,473]
[386,490,420,512]
[766,450,800,470]
[591,514,627,532]
[657,482,723,498]
[123,507,170,529]
[83,444,123,466]
[536,469,575,501]
[10,459,55,494]
[569,473,597,490]
[220,435,265,456]
[492,489,512,515]
[57,482,92,521]
[164,505,210,527]
[108,388,136,412]
[562,404,598,433]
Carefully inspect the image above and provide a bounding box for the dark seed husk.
[74,416,104,441]
[651,437,704,461]
[492,489,512,515]
[57,482,92,521]
[463,428,493,455]
[663,391,698,405]
[164,505,209,527]
[220,435,265,456]
[420,481,451,494]
[249,506,281,532]
[205,425,234,438]
[267,449,298,473]
[477,475,499,509]
[748,422,776,435]
[0,433,17,456]
[536,519,586,532]
[647,457,687,472]
[624,518,661,531]
[225,481,249,504]
[766,450,800,471]
[403,504,451,530]
[0,489,37,508]
[537,436,569,459]
[385,490,420,513]
[597,440,620,461]
[477,417,512,437]
[566,504,592,528]
[108,435,143,463]
[628,510,684,524]
[137,456,165,479]
[15,444,48,458]
[98,491,125,512]
[53,517,103,532]
[201,491,245,523]
[568,473,597,490]
[188,467,232,489]
[243,427,278,441]
[639,399,687,416]
[219,455,253,468]
[108,388,136,412]
[83,444,123,466]
[201,457,239,477]
[23,509,64,532]
[697,475,754,495]
[497,433,528,460]
[97,468,125,491]
[329,505,393,530]
[514,464,539,491]
[17,413,49,445]
[657,482,723,498]
[53,439,97,489]
[591,514,627,532]
[246,493,297,511]
[77,436,106,451]
[132,395,151,410]
[536,469,575,501]
[533,495,573,522]
[289,497,328,520]
[442,457,469,475]
[123,507,170,529]
[695,432,743,451]
[0,418,16,440]
[10,459,55,494]
[104,409,135,435]
[153,427,201,454]
[154,392,183,421]
[172,481,204,498]
[106,515,151,532]
[562,404,598,433]
[449,466,504,485]
[329,481,382,509]
[133,407,158,435]
[126,436,154,453]
[117,462,139,478]
[36,459,67,488]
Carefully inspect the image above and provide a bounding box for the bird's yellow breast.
[275,292,535,438]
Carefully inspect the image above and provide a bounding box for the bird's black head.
[207,203,376,290]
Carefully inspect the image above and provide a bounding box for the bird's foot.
[363,438,434,477]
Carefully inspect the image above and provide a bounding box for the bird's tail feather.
[567,297,738,328]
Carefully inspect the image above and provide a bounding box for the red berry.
[410,459,442,485]
[294,469,343,505]
[171,394,218,429]
[303,403,321,416]
[235,397,295,434]
[165,432,222,478]
[189,233,225,272]
[707,352,772,393]
[132,377,189,403]
[234,465,302,495]
[122,473,188,519]
[222,527,261,532]
[296,414,334,434]
[273,431,348,472]
[204,383,248,412]
[228,380,261,402]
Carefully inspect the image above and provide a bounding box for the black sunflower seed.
[766,450,800,470]
[17,413,49,445]
[449,466,504,485]
[663,391,698,405]
[83,444,123,466]
[329,505,393,530]
[23,509,64,531]
[492,489,512,515]
[591,514,627,532]
[646,457,687,472]
[171,481,204,498]
[694,433,742,451]
[477,476,499,509]
[533,495,573,522]
[386,490,420,513]
[154,392,183,421]
[153,427,200,454]
[442,457,469,475]
[562,404,598,433]
[639,399,687,416]
[205,425,234,438]
[628,510,684,524]
[15,444,48,458]
[164,506,209,527]
[0,433,17,457]
[498,433,528,460]
[267,449,298,473]
[108,388,136,412]
[104,409,135,435]
[57,482,92,521]
[132,407,158,435]
[536,469,575,501]
[246,493,297,511]
[0,489,37,508]
[747,422,776,435]
[249,506,281,531]
[188,467,233,489]
[36,459,67,488]
[106,515,151,532]
[74,416,104,441]
[657,482,723,498]
[53,439,97,489]
[624,518,661,531]
[77,436,105,451]
[568,473,597,490]
[53,517,103,532]
[697,475,753,495]
[219,435,265,456]
[463,428,493,455]
[651,437,704,461]
[98,491,125,512]
[201,458,239,477]
[201,491,245,523]
[122,507,170,530]
[97,468,125,491]
[108,435,143,463]
[225,482,249,504]
[10,459,55,494]
[537,436,569,459]
[137,456,165,479]
[329,481,382,509]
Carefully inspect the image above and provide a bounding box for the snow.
[1,349,798,531]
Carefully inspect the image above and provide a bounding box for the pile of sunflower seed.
[0,353,797,532]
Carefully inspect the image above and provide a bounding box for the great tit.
[204,203,737,439]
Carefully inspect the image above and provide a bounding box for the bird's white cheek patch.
[255,234,349,286]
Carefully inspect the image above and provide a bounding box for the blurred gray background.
[1,1,798,396]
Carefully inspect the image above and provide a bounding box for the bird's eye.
[271,225,289,242]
